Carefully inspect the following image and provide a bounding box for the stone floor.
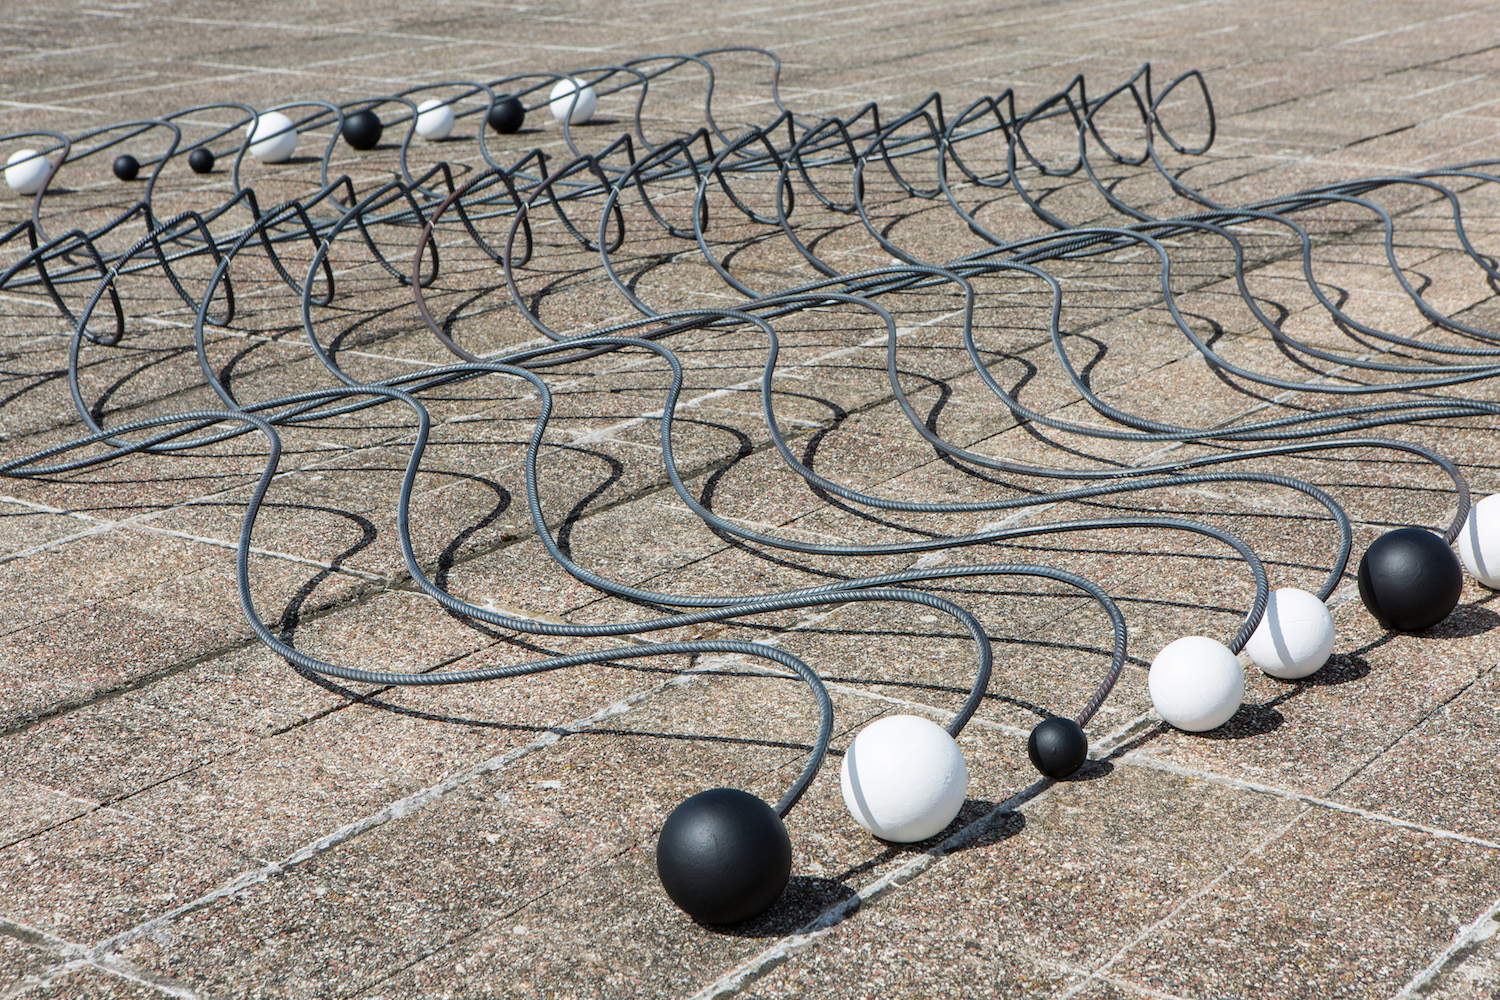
[3,1,1500,998]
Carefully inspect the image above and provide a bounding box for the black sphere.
[656,788,792,924]
[1357,527,1463,632]
[1027,716,1089,779]
[187,147,215,174]
[341,109,384,150]
[112,154,139,182]
[487,95,525,134]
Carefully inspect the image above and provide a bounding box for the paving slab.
[3,2,1500,999]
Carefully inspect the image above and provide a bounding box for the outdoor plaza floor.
[3,1,1500,997]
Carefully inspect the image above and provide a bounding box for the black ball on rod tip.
[341,109,384,150]
[655,788,792,925]
[487,95,525,134]
[1357,527,1463,632]
[187,147,215,174]
[112,154,139,181]
[1027,716,1088,779]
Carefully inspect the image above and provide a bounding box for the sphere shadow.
[714,875,859,938]
[1197,701,1284,740]
[1064,757,1115,782]
[1297,652,1371,687]
[1419,604,1499,639]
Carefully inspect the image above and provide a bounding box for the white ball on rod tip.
[415,99,455,140]
[549,78,597,125]
[246,112,298,163]
[1244,587,1336,680]
[840,714,968,843]
[5,149,50,194]
[1148,635,1244,732]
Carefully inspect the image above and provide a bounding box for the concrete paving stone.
[0,697,245,805]
[760,760,1307,988]
[545,496,731,589]
[1126,580,1498,798]
[0,593,270,732]
[1108,806,1500,1000]
[1421,926,1500,1000]
[0,776,95,852]
[119,668,610,862]
[1332,659,1500,843]
[4,1,1500,997]
[0,502,99,560]
[321,720,1032,1000]
[134,444,524,581]
[738,930,1083,998]
[0,436,279,520]
[0,536,116,639]
[120,640,376,739]
[627,532,918,606]
[102,676,879,999]
[776,586,1123,735]
[6,964,184,999]
[0,934,63,993]
[425,529,623,621]
[113,843,524,997]
[0,804,256,943]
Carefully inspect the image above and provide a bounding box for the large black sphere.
[1357,527,1463,632]
[656,788,792,924]
[487,95,525,134]
[341,109,384,150]
[1027,716,1088,779]
[112,154,139,181]
[187,147,215,174]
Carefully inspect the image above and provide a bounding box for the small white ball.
[1458,494,1500,589]
[1148,636,1244,732]
[840,714,968,843]
[414,98,455,140]
[1244,587,1336,680]
[548,78,597,125]
[5,148,50,195]
[246,111,298,163]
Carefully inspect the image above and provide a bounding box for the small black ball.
[1358,527,1463,632]
[487,95,525,134]
[656,788,792,924]
[187,147,215,174]
[341,109,384,150]
[112,154,139,182]
[1027,716,1088,779]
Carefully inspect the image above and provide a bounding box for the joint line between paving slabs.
[1049,808,1315,1000]
[1115,754,1500,853]
[687,712,1171,998]
[0,916,204,1000]
[1395,896,1500,999]
[81,652,738,966]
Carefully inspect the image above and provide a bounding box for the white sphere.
[548,78,597,124]
[1244,588,1336,680]
[840,714,968,843]
[414,98,455,140]
[5,148,49,195]
[1148,636,1244,732]
[246,111,298,163]
[1458,494,1500,589]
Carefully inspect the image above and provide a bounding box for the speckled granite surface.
[2,2,1499,997]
